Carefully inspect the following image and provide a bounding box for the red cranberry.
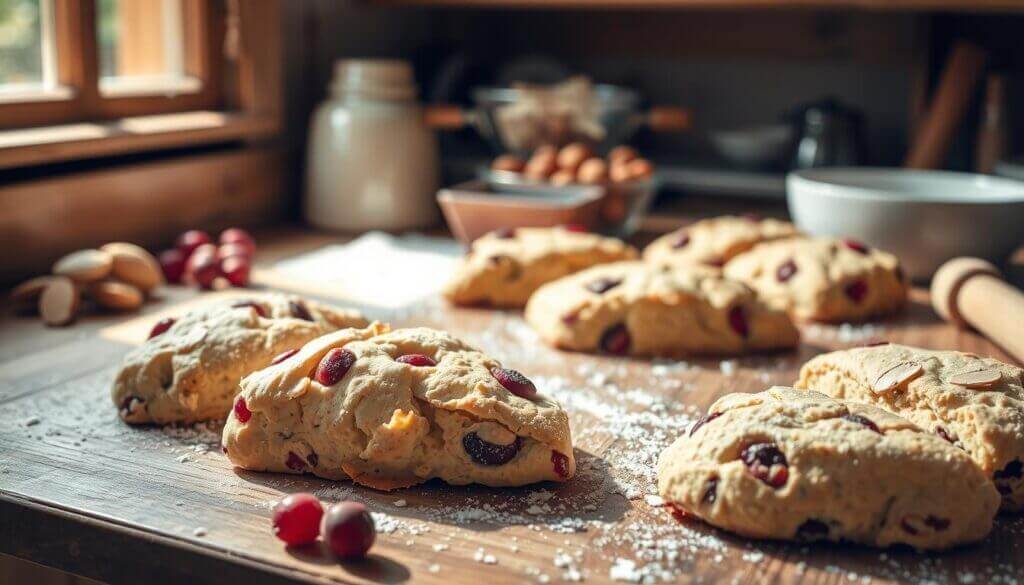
[728,306,749,338]
[218,243,252,262]
[842,413,880,434]
[843,239,869,254]
[552,451,571,479]
[148,317,176,339]
[796,519,830,541]
[463,432,522,466]
[322,502,375,559]
[671,232,690,249]
[935,426,955,444]
[272,348,299,365]
[219,228,256,256]
[232,301,267,318]
[491,367,537,399]
[234,396,252,423]
[120,395,144,418]
[561,311,579,326]
[221,256,251,287]
[492,227,515,239]
[689,411,722,437]
[158,249,187,284]
[290,300,313,321]
[600,323,630,355]
[395,354,436,367]
[585,277,623,295]
[176,230,212,258]
[701,477,718,505]
[315,349,356,386]
[286,451,307,471]
[559,224,587,233]
[272,493,324,546]
[776,259,798,282]
[844,280,868,304]
[185,244,220,289]
[740,443,789,488]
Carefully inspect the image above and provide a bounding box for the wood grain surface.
[1,228,1022,585]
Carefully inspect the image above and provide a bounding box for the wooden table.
[2,227,1022,585]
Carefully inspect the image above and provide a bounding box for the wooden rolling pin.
[932,257,1024,363]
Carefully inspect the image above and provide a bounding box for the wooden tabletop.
[1,225,1022,585]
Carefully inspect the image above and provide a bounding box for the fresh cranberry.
[286,451,307,471]
[559,224,587,233]
[234,396,252,423]
[842,414,880,434]
[561,311,579,325]
[232,301,267,318]
[552,451,571,479]
[844,280,868,303]
[158,249,187,284]
[600,323,630,355]
[740,443,789,488]
[463,432,522,466]
[776,259,798,283]
[843,239,869,254]
[702,477,718,505]
[935,426,955,444]
[321,502,375,559]
[218,243,252,262]
[272,493,324,547]
[728,306,749,338]
[671,232,690,249]
[491,367,537,399]
[315,349,356,386]
[271,348,299,365]
[185,244,220,289]
[120,395,144,418]
[395,354,437,367]
[585,277,623,295]
[148,317,176,339]
[219,228,256,256]
[176,230,212,258]
[492,227,515,239]
[221,256,251,287]
[796,519,830,541]
[689,411,722,437]
[290,300,314,321]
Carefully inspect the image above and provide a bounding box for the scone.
[658,387,999,550]
[112,294,369,424]
[443,226,637,308]
[724,237,907,322]
[524,261,799,356]
[796,344,1024,511]
[222,325,575,489]
[643,215,798,268]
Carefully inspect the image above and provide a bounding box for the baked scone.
[643,215,798,268]
[112,294,369,424]
[796,344,1024,511]
[443,226,637,308]
[658,387,999,550]
[524,261,799,356]
[724,237,907,322]
[222,325,575,489]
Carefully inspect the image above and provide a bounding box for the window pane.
[0,0,50,89]
[97,0,195,95]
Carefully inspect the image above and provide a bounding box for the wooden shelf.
[370,0,1024,11]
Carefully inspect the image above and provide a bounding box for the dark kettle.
[791,98,866,168]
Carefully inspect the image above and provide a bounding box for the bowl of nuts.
[481,143,658,237]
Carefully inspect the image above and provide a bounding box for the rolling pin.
[932,257,1024,363]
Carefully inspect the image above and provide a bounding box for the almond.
[949,369,1002,389]
[53,249,113,283]
[10,276,61,305]
[39,277,79,326]
[90,280,144,311]
[100,242,164,293]
[872,362,923,393]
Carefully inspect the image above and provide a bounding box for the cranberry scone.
[643,215,798,268]
[796,344,1024,511]
[658,387,999,550]
[443,226,637,308]
[724,236,907,322]
[222,325,575,489]
[524,261,799,356]
[112,294,369,424]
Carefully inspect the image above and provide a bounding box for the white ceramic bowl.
[787,168,1024,280]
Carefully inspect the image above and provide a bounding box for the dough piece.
[222,326,575,489]
[724,237,907,322]
[524,261,799,356]
[658,387,999,550]
[643,215,798,268]
[796,343,1024,511]
[111,294,368,424]
[443,226,638,308]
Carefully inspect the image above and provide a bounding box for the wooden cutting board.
[1,230,1022,585]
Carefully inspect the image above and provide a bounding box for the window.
[0,0,59,99]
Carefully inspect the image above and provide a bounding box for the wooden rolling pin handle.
[932,257,1024,363]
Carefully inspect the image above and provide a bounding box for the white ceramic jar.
[305,59,440,231]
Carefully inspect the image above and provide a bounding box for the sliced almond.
[52,249,113,283]
[949,369,1002,389]
[872,362,923,393]
[10,275,61,305]
[100,242,164,293]
[90,280,144,311]
[39,277,79,326]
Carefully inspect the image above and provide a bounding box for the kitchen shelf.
[370,0,1024,11]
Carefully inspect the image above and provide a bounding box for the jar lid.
[332,59,417,100]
